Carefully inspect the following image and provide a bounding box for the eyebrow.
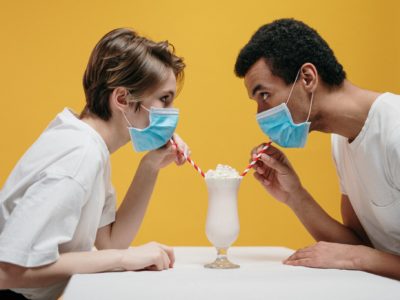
[251,84,265,98]
[165,90,176,98]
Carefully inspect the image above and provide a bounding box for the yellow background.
[0,0,399,250]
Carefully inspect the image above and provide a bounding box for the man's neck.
[311,80,381,142]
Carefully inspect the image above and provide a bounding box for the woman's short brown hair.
[81,28,185,120]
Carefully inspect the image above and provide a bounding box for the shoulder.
[23,109,109,189]
[373,93,400,123]
[44,133,108,190]
[375,93,400,153]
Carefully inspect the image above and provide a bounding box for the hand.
[170,133,191,165]
[250,143,304,205]
[120,242,175,271]
[143,134,190,170]
[283,241,369,270]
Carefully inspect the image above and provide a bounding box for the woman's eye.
[160,96,169,103]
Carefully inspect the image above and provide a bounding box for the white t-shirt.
[332,92,400,255]
[0,108,116,300]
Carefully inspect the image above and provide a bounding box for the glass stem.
[217,248,228,260]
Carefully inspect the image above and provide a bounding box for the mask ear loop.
[121,91,137,128]
[286,69,314,123]
[140,104,150,112]
[123,103,152,128]
[122,111,134,127]
[122,105,151,128]
[124,89,151,113]
[286,69,302,105]
[306,92,314,122]
[122,90,150,127]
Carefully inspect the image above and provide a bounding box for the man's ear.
[300,63,318,93]
[110,87,130,113]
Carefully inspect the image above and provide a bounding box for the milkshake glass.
[204,165,241,269]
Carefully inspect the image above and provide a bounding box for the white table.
[63,247,400,300]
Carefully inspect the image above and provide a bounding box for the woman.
[0,28,189,300]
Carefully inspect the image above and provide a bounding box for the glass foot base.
[204,256,240,269]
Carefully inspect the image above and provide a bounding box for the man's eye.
[260,93,269,102]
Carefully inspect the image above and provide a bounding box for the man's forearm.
[0,249,122,289]
[108,158,159,249]
[358,247,400,280]
[288,188,364,245]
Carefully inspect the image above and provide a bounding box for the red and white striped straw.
[170,139,205,178]
[241,142,272,177]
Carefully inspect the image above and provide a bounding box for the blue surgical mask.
[123,105,179,152]
[256,70,314,148]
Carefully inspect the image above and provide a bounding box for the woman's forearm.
[0,249,122,289]
[108,157,159,249]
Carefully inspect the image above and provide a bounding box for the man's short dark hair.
[234,18,346,86]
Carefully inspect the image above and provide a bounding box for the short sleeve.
[387,129,400,190]
[331,134,347,195]
[0,173,87,267]
[98,183,116,228]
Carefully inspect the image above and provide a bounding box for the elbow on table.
[0,262,26,289]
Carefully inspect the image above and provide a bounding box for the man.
[234,18,400,279]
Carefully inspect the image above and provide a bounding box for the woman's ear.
[300,63,318,93]
[110,87,130,113]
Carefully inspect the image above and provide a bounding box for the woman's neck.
[81,114,129,154]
